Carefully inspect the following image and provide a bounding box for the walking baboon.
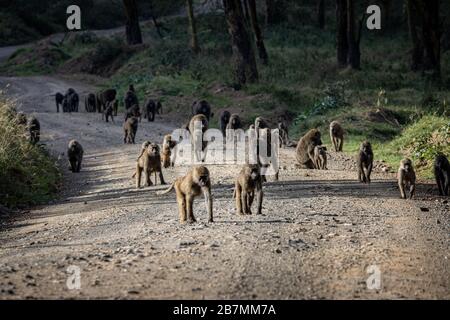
[157,166,213,224]
[123,117,138,144]
[234,164,263,215]
[398,158,416,199]
[125,105,142,122]
[278,121,289,148]
[192,100,213,121]
[124,88,139,111]
[143,99,160,122]
[314,145,327,170]
[64,88,79,112]
[96,89,117,113]
[27,116,40,144]
[55,92,64,113]
[330,121,344,152]
[135,142,165,188]
[102,100,115,123]
[67,140,84,173]
[357,141,374,184]
[434,154,450,196]
[85,93,96,112]
[161,134,177,168]
[219,110,231,136]
[295,129,322,169]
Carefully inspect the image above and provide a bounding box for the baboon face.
[360,141,372,154]
[311,130,322,145]
[401,158,413,172]
[255,117,268,129]
[193,166,210,187]
[318,146,327,155]
[248,164,261,181]
[148,143,160,155]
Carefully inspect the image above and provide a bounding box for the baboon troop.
[85,93,97,113]
[144,99,162,122]
[219,110,231,136]
[123,117,138,144]
[27,116,40,144]
[295,129,322,169]
[67,140,84,173]
[397,158,416,199]
[357,141,374,184]
[314,145,327,170]
[329,121,344,152]
[434,154,450,196]
[134,142,166,188]
[192,100,213,121]
[158,166,213,224]
[234,164,263,215]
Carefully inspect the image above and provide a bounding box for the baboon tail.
[157,183,175,195]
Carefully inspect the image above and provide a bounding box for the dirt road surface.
[0,75,448,299]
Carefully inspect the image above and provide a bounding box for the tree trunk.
[265,0,286,25]
[123,0,142,45]
[346,0,360,69]
[421,0,441,77]
[406,0,424,71]
[242,0,250,22]
[223,0,259,86]
[318,0,325,29]
[186,0,200,53]
[336,0,348,67]
[248,0,269,65]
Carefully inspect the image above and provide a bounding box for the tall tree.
[346,0,360,69]
[248,0,269,65]
[406,0,424,71]
[123,0,142,45]
[336,0,348,67]
[420,0,441,77]
[318,0,325,29]
[223,0,259,86]
[186,0,200,53]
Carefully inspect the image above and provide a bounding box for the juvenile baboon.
[123,117,138,144]
[55,92,64,113]
[84,93,96,112]
[125,105,142,122]
[397,158,416,199]
[434,154,450,196]
[161,134,177,168]
[135,142,166,188]
[313,145,328,170]
[357,141,374,184]
[96,89,117,113]
[234,164,263,215]
[102,100,115,123]
[27,116,40,144]
[124,87,139,111]
[329,121,344,152]
[219,110,231,136]
[67,140,84,173]
[295,129,322,169]
[278,121,289,148]
[192,100,213,121]
[189,114,209,161]
[157,166,213,224]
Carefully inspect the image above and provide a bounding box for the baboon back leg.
[247,191,254,215]
[338,138,343,152]
[76,159,82,173]
[236,184,244,215]
[435,170,444,196]
[367,164,373,183]
[241,191,249,215]
[159,170,166,185]
[177,191,187,223]
[256,187,263,215]
[186,195,196,223]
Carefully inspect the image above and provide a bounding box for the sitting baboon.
[157,166,213,224]
[278,121,289,148]
[357,141,374,184]
[329,121,344,152]
[234,164,263,215]
[192,100,213,121]
[314,145,328,170]
[16,112,27,126]
[226,113,242,131]
[143,99,161,122]
[134,142,166,188]
[434,154,450,196]
[55,92,64,113]
[85,93,96,113]
[189,114,209,161]
[125,105,142,122]
[398,158,416,199]
[219,110,231,136]
[27,116,40,144]
[123,117,138,144]
[96,89,117,113]
[124,86,139,111]
[102,100,115,123]
[67,140,84,173]
[295,129,322,169]
[161,134,177,168]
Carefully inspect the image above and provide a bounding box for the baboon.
[124,87,139,111]
[255,116,269,131]
[295,129,322,169]
[234,164,263,215]
[226,113,242,131]
[314,145,328,170]
[102,100,115,123]
[96,89,117,113]
[135,142,166,188]
[85,93,96,113]
[16,112,27,126]
[278,121,289,148]
[357,141,374,184]
[219,110,231,136]
[112,99,118,116]
[143,99,161,122]
[123,117,138,144]
[397,158,416,199]
[27,116,40,144]
[157,166,213,223]
[55,92,64,113]
[192,100,213,121]
[189,114,209,161]
[63,88,79,112]
[258,127,279,181]
[125,105,142,122]
[67,140,84,173]
[434,154,450,196]
[329,121,344,152]
[248,124,255,130]
[161,134,177,168]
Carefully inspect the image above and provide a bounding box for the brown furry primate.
[189,114,209,161]
[27,116,40,145]
[397,158,416,199]
[329,121,344,152]
[102,100,115,123]
[314,145,327,170]
[295,129,322,169]
[219,110,231,136]
[434,154,450,196]
[234,164,263,215]
[161,134,177,168]
[157,166,213,224]
[357,141,373,184]
[67,140,84,173]
[123,117,138,144]
[134,142,165,188]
